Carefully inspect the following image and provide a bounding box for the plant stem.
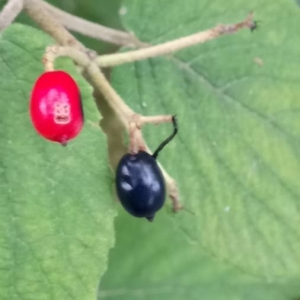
[23,0,84,50]
[40,0,146,47]
[86,64,134,126]
[0,0,23,32]
[43,47,133,126]
[96,13,254,68]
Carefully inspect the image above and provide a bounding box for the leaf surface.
[99,211,300,300]
[0,24,116,300]
[109,0,300,280]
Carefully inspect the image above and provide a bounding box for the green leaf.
[109,0,300,283]
[99,211,300,300]
[0,24,116,300]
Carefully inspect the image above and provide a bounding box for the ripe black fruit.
[116,116,178,221]
[116,151,165,221]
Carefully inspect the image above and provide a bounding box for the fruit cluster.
[29,70,178,221]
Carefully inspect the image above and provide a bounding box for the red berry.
[30,70,84,145]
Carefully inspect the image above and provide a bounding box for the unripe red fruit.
[30,70,84,145]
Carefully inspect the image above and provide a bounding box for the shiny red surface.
[30,70,83,145]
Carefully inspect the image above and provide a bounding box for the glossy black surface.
[116,151,166,221]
